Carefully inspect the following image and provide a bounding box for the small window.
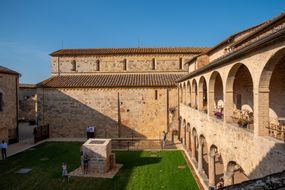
[0,93,3,112]
[152,58,156,70]
[96,60,100,71]
[155,90,158,100]
[124,59,128,70]
[71,60,76,71]
[179,58,183,70]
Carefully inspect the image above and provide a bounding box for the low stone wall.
[221,170,285,190]
[180,104,285,179]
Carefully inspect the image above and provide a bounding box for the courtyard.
[0,142,199,190]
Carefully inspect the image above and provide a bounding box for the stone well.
[81,138,116,174]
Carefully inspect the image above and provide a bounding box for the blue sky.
[0,0,284,83]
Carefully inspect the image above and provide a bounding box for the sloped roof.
[37,73,185,88]
[0,65,19,75]
[50,47,210,56]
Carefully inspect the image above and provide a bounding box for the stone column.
[224,90,234,123]
[255,88,270,136]
[192,91,196,108]
[208,150,216,187]
[198,89,204,111]
[224,171,234,186]
[191,135,196,159]
[208,90,215,117]
[198,139,204,172]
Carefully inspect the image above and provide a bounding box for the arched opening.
[209,71,224,119]
[199,135,209,178]
[208,145,224,187]
[199,76,208,113]
[259,48,285,139]
[186,81,191,106]
[224,161,248,186]
[191,128,198,162]
[192,79,198,109]
[226,63,254,130]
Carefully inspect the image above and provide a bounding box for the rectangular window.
[155,90,158,100]
[124,59,128,70]
[179,58,183,70]
[71,60,76,71]
[236,94,242,110]
[96,60,100,71]
[152,58,156,70]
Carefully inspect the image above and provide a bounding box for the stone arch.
[198,76,208,112]
[208,144,224,187]
[199,135,209,178]
[224,161,248,186]
[258,47,285,138]
[186,80,191,106]
[191,128,198,161]
[209,71,224,118]
[192,79,198,109]
[225,63,254,130]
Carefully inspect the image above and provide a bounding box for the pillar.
[192,90,196,108]
[191,135,196,159]
[198,89,204,111]
[208,90,215,117]
[198,140,203,172]
[224,171,234,186]
[255,88,270,136]
[208,150,216,187]
[224,90,234,123]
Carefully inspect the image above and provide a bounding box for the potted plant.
[214,111,223,119]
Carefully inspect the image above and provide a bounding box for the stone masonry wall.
[51,54,194,74]
[180,104,285,179]
[0,73,18,142]
[37,87,177,139]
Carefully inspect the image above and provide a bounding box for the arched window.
[71,60,76,71]
[0,92,3,112]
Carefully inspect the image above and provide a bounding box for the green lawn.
[0,142,199,190]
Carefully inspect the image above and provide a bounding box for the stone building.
[177,12,285,189]
[0,65,19,143]
[37,47,208,138]
[19,83,37,122]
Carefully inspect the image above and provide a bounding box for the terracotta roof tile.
[37,74,184,88]
[50,47,210,56]
[0,65,19,75]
